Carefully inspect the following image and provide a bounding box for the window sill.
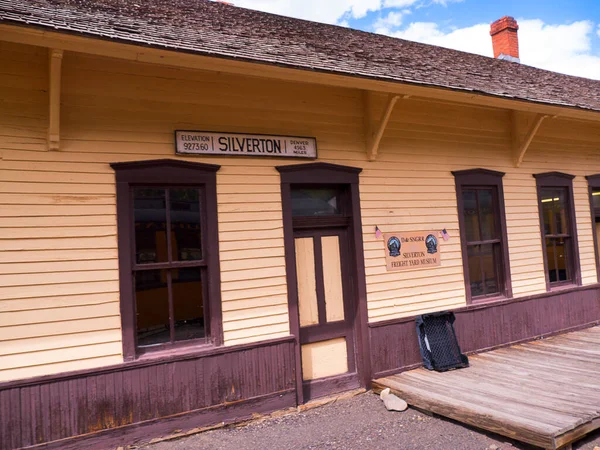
[134,341,215,362]
[548,282,579,293]
[470,294,508,306]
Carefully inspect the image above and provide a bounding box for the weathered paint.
[0,337,296,450]
[369,285,600,378]
[1,39,600,382]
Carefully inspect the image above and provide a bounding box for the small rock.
[487,445,499,450]
[379,388,408,411]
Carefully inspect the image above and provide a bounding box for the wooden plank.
[321,236,345,323]
[294,237,319,327]
[372,378,556,449]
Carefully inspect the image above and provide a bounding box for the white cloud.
[233,0,383,23]
[597,24,600,38]
[374,11,405,34]
[378,19,600,80]
[233,0,460,24]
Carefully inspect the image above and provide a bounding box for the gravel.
[142,392,600,450]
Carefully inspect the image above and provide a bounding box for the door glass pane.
[170,188,202,261]
[134,188,168,264]
[291,187,341,217]
[135,269,170,346]
[461,190,480,242]
[478,189,496,241]
[173,268,205,341]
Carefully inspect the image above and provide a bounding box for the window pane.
[291,187,341,217]
[478,189,496,241]
[135,269,170,346]
[541,188,567,235]
[467,245,483,297]
[546,238,570,283]
[462,190,480,242]
[134,188,168,264]
[173,268,205,341]
[592,189,600,214]
[467,244,499,297]
[480,246,499,295]
[170,188,202,261]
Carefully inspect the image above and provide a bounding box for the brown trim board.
[276,162,371,402]
[586,174,600,283]
[368,284,600,378]
[534,172,581,290]
[452,168,512,303]
[0,338,296,450]
[111,159,223,360]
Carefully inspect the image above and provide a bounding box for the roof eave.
[1,21,599,122]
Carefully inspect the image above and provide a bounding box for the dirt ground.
[143,392,600,450]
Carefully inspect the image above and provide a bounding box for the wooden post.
[513,112,548,167]
[364,92,407,161]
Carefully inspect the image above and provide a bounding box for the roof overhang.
[2,22,600,123]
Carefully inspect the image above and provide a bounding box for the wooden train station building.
[1,1,600,448]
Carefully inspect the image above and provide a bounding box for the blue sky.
[233,0,600,79]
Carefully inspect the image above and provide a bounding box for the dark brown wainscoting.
[0,337,296,450]
[369,285,600,378]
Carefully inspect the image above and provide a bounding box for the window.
[586,174,600,282]
[112,159,222,360]
[535,172,580,289]
[453,169,512,303]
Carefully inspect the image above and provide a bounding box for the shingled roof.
[1,0,599,114]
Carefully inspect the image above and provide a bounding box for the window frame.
[534,172,581,291]
[586,174,600,283]
[111,159,223,361]
[453,168,512,304]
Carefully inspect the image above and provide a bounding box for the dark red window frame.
[586,174,600,283]
[452,168,512,304]
[111,159,223,361]
[534,172,581,290]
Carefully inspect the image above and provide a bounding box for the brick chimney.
[490,16,520,62]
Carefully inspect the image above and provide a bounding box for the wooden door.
[294,227,359,400]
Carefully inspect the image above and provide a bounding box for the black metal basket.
[416,311,469,372]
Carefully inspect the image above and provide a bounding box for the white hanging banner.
[175,131,317,159]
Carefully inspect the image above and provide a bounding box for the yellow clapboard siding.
[1,41,600,381]
[0,341,122,369]
[0,355,123,383]
[0,269,119,287]
[0,226,116,239]
[0,280,119,300]
[0,316,122,341]
[0,292,119,312]
[0,302,119,326]
[0,259,118,275]
[223,322,290,342]
[0,248,118,263]
[1,329,122,356]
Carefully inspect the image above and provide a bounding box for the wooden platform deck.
[372,326,600,450]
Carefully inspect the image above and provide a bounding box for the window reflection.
[134,188,168,264]
[291,187,341,216]
[170,188,202,261]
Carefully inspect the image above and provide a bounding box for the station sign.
[175,131,317,159]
